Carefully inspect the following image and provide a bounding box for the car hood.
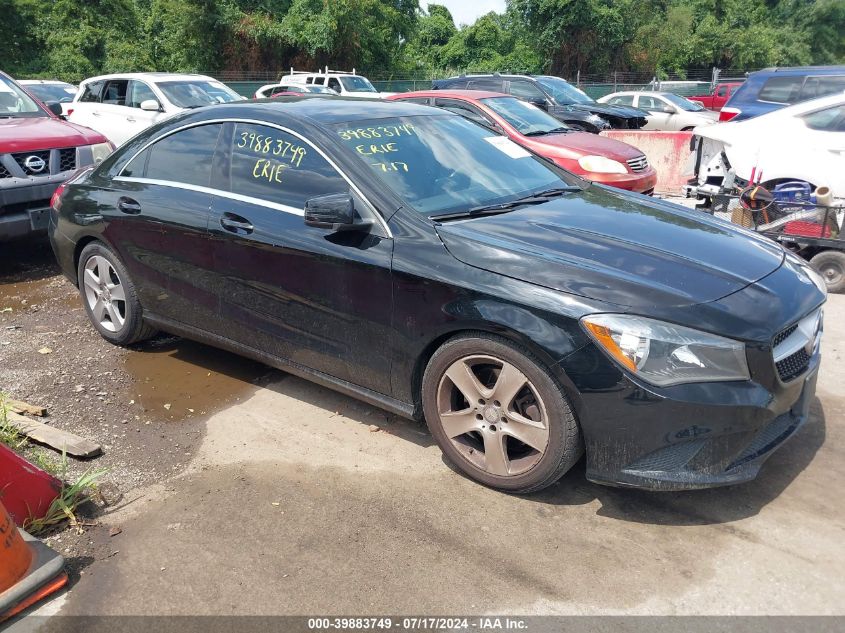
[0,116,106,152]
[566,102,647,120]
[532,131,645,161]
[435,186,786,309]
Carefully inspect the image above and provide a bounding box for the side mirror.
[140,99,161,112]
[529,98,548,110]
[45,102,64,117]
[304,193,372,232]
[661,105,676,114]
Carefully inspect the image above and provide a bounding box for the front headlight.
[577,155,628,174]
[89,142,114,164]
[581,314,750,387]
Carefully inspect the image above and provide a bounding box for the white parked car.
[280,68,383,98]
[685,92,845,203]
[598,90,717,130]
[18,80,78,114]
[67,73,244,146]
[253,83,338,99]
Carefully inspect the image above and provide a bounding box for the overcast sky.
[436,0,507,26]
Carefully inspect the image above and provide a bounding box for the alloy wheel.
[436,354,549,477]
[82,255,127,333]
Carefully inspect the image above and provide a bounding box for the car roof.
[230,96,442,125]
[753,66,845,76]
[394,89,509,100]
[79,72,218,84]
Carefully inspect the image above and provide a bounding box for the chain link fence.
[209,67,758,98]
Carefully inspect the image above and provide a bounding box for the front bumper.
[591,168,658,195]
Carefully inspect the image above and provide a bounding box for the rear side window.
[80,80,105,103]
[758,76,804,104]
[609,95,634,106]
[101,80,129,106]
[467,79,503,92]
[802,105,845,132]
[800,76,845,100]
[229,123,346,208]
[123,123,223,186]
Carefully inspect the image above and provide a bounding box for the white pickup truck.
[280,68,386,98]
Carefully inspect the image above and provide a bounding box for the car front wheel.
[422,334,582,493]
[77,242,157,345]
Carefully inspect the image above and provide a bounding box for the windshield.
[0,75,47,118]
[339,76,377,93]
[23,83,77,103]
[661,92,705,112]
[481,97,569,136]
[157,80,242,108]
[333,115,575,215]
[536,76,594,105]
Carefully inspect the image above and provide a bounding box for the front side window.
[123,123,223,186]
[328,78,342,93]
[128,81,158,108]
[801,105,845,132]
[229,123,346,208]
[0,75,47,118]
[716,85,728,97]
[333,115,576,216]
[340,76,377,93]
[434,99,494,129]
[638,96,659,110]
[609,95,634,106]
[758,76,804,104]
[467,79,504,92]
[156,80,241,108]
[481,97,568,136]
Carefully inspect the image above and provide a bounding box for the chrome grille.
[772,309,822,382]
[12,151,50,176]
[58,148,76,172]
[626,155,649,172]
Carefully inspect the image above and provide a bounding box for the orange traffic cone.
[0,500,67,622]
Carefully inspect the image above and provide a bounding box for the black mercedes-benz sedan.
[48,98,826,493]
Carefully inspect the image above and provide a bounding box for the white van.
[281,68,383,98]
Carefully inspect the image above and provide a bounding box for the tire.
[421,333,582,493]
[76,242,157,345]
[810,250,845,294]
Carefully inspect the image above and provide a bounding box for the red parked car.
[388,90,657,194]
[1,71,112,241]
[689,82,744,111]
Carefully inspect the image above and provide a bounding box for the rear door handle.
[92,111,101,117]
[126,116,136,123]
[220,213,254,235]
[117,197,142,214]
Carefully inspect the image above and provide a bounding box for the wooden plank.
[6,411,102,458]
[7,399,48,417]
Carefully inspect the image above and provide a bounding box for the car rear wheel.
[810,250,845,293]
[422,334,582,493]
[77,242,157,345]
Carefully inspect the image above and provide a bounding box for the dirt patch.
[0,238,272,570]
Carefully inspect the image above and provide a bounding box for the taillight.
[50,183,67,211]
[719,107,740,122]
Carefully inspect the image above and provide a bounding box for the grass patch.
[1,393,107,535]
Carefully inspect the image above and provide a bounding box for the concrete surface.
[11,297,845,620]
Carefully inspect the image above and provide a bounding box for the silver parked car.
[597,91,717,131]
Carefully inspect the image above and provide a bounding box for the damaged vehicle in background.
[50,98,826,494]
[433,74,647,133]
[1,71,112,242]
[685,92,845,206]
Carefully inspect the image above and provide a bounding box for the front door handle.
[117,197,142,214]
[126,116,136,123]
[220,213,254,235]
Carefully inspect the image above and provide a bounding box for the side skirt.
[143,313,418,421]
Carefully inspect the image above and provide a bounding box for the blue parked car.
[721,66,845,122]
